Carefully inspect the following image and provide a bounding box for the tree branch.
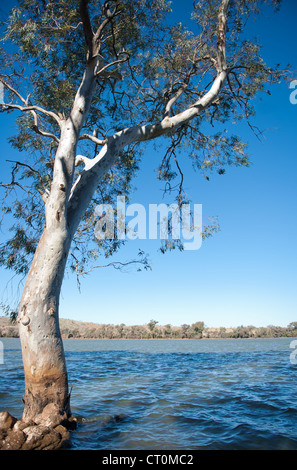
[69,250,150,291]
[216,0,229,73]
[67,0,230,236]
[0,160,49,202]
[31,124,60,143]
[0,77,61,125]
[93,1,121,50]
[162,9,228,120]
[80,0,121,60]
[75,155,93,169]
[79,0,95,57]
[78,133,107,145]
[1,102,61,125]
[95,53,127,79]
[163,82,189,118]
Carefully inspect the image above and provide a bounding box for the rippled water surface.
[1,337,297,450]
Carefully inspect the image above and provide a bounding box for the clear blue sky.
[0,0,296,328]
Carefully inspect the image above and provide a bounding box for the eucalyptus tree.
[0,0,285,427]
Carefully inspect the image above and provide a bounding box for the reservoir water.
[1,337,297,450]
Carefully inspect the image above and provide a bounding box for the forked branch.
[0,78,61,126]
[67,0,231,235]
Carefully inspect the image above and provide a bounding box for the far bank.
[1,316,296,340]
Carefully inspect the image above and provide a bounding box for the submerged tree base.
[0,411,77,450]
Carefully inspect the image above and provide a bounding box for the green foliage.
[0,0,289,284]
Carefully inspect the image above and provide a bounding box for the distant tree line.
[1,317,297,339]
[203,323,297,339]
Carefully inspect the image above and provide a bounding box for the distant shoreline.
[61,336,297,341]
[1,316,296,340]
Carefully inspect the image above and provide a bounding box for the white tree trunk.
[18,227,72,426]
[17,58,100,426]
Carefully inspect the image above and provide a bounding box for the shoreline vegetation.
[0,316,296,340]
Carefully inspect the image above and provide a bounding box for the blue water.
[1,337,297,450]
